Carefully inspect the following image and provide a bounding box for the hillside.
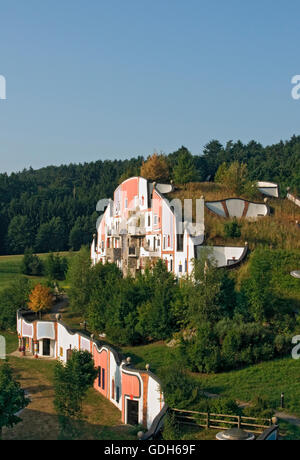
[170,182,300,251]
[0,135,299,256]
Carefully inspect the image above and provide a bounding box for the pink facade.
[91,176,250,272]
[17,311,164,429]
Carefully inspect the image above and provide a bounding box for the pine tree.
[172,150,197,185]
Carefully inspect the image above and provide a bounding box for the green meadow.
[0,252,74,292]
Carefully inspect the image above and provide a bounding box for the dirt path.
[50,294,69,317]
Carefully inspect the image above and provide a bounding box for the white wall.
[147,376,162,428]
[197,246,246,268]
[57,323,79,363]
[108,349,122,410]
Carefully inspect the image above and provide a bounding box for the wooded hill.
[0,135,299,255]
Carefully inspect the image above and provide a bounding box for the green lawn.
[0,252,74,292]
[123,341,300,418]
[198,356,300,416]
[1,344,134,440]
[0,330,18,354]
[122,342,173,374]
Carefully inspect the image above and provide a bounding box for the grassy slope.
[0,252,74,292]
[169,182,300,251]
[122,342,300,417]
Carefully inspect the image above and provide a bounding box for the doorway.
[127,399,139,426]
[43,339,51,356]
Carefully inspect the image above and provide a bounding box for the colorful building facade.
[17,311,163,428]
[91,176,248,275]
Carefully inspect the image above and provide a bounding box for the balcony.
[127,225,146,236]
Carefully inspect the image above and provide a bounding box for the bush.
[162,411,181,440]
[20,249,44,276]
[184,323,222,373]
[159,364,204,410]
[224,220,242,238]
[197,397,242,417]
[0,277,31,330]
[243,396,275,419]
[221,322,275,369]
[45,253,68,281]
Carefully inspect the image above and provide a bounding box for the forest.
[0,135,299,255]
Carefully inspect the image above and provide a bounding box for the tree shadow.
[2,408,135,440]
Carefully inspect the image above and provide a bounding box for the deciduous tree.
[28,283,52,317]
[140,153,170,182]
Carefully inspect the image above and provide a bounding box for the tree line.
[0,244,299,375]
[1,135,300,255]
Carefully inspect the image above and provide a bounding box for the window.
[185,259,187,273]
[177,234,184,252]
[163,236,166,250]
[154,215,158,225]
[170,259,173,271]
[98,366,101,388]
[168,235,170,247]
[102,368,105,390]
[157,238,160,247]
[116,386,120,403]
[148,215,151,227]
[179,264,183,273]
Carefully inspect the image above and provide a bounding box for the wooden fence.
[171,408,273,434]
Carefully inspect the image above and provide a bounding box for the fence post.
[237,416,241,429]
[207,412,210,429]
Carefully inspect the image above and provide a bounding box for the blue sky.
[0,0,300,174]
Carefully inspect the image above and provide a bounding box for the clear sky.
[0,0,300,174]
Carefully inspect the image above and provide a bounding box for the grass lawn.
[122,342,173,375]
[278,420,300,441]
[123,341,300,419]
[0,252,74,293]
[197,357,300,417]
[0,346,135,440]
[0,330,18,354]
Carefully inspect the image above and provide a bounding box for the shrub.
[45,253,68,281]
[0,277,31,330]
[159,364,204,410]
[162,411,181,440]
[20,249,44,276]
[224,220,242,238]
